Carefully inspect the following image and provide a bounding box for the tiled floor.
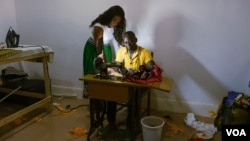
[0,96,222,141]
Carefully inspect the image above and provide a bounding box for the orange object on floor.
[163,116,185,134]
[189,134,204,141]
[69,127,87,136]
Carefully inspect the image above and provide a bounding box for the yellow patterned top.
[0,49,22,59]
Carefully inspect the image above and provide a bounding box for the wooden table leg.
[87,99,106,141]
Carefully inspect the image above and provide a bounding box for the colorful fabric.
[83,38,113,86]
[83,38,113,75]
[125,64,163,84]
[103,45,112,63]
[83,38,96,76]
[83,23,117,86]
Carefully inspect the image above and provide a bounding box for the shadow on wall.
[150,12,227,111]
[124,1,228,114]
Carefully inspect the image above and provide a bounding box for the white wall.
[0,0,17,42]
[1,0,250,116]
[0,0,20,70]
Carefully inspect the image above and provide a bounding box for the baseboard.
[51,85,83,99]
[51,85,219,117]
[149,96,219,117]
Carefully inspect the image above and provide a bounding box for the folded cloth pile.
[184,113,217,139]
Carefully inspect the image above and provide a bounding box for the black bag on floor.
[214,92,250,131]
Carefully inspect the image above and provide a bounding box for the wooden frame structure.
[0,49,52,127]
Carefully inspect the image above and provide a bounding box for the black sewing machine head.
[94,57,123,79]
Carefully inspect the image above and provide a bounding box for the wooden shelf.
[0,48,52,127]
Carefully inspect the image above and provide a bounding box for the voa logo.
[226,129,247,136]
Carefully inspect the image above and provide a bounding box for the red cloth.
[125,64,163,84]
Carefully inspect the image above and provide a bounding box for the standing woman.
[83,5,126,79]
[82,6,126,136]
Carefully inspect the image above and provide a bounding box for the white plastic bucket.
[141,116,165,141]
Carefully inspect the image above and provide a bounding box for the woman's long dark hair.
[90,5,126,44]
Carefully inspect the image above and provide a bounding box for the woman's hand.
[97,51,104,60]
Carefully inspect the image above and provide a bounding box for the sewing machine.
[94,57,124,79]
